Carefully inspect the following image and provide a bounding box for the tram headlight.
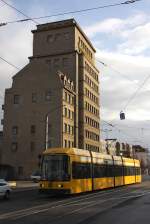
[40,183,44,188]
[58,184,63,188]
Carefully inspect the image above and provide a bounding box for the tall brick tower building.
[1,19,100,179]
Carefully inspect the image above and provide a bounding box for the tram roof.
[122,157,135,166]
[91,151,113,160]
[43,148,91,157]
[134,159,141,167]
[43,148,140,166]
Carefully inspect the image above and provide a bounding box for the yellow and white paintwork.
[93,177,114,190]
[40,148,141,194]
[134,159,141,183]
[113,155,124,186]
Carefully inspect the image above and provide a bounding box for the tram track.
[0,184,149,222]
[0,187,128,220]
[42,189,150,224]
[10,189,150,223]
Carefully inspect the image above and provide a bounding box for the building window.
[68,125,70,134]
[64,92,67,101]
[46,59,51,70]
[72,111,74,120]
[68,109,71,118]
[48,124,52,137]
[30,142,35,152]
[11,142,18,152]
[18,166,23,176]
[32,93,37,103]
[31,125,36,134]
[72,126,74,135]
[64,32,69,40]
[55,33,61,41]
[64,139,67,148]
[12,126,18,135]
[68,140,71,148]
[71,96,74,105]
[62,58,69,67]
[47,35,54,43]
[68,94,71,103]
[45,90,52,101]
[48,140,52,148]
[14,95,20,104]
[64,108,67,117]
[64,123,67,133]
[53,58,59,68]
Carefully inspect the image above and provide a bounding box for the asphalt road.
[0,179,150,224]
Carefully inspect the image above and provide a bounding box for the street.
[0,179,150,224]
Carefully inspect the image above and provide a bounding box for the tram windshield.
[41,155,70,181]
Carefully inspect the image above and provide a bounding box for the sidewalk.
[8,181,39,192]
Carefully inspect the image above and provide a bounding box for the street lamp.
[45,104,66,150]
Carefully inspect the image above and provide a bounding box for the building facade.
[0,131,3,164]
[1,19,100,179]
[133,145,150,174]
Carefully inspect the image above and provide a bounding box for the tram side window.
[124,167,128,176]
[132,167,135,175]
[113,166,123,177]
[124,167,127,176]
[136,167,141,175]
[106,165,114,177]
[72,162,91,179]
[124,166,135,176]
[131,167,135,175]
[93,164,112,178]
[93,164,103,178]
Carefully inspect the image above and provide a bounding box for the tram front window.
[41,155,70,181]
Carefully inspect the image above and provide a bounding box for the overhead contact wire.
[0,0,143,27]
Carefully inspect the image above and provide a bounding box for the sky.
[0,0,150,148]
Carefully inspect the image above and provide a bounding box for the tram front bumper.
[39,188,71,194]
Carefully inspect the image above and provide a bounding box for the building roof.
[32,18,96,53]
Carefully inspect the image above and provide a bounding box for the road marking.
[0,186,129,220]
[45,190,150,223]
[0,187,146,220]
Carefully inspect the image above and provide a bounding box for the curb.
[12,187,39,193]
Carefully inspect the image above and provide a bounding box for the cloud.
[84,18,123,37]
[84,12,148,38]
[118,22,150,55]
[85,12,150,55]
[101,119,150,148]
[0,2,150,148]
[96,49,150,121]
[0,2,36,85]
[0,2,36,129]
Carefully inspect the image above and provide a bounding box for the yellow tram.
[39,148,141,194]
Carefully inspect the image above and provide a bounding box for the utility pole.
[45,104,66,150]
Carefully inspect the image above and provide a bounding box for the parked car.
[30,171,41,182]
[0,179,12,199]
